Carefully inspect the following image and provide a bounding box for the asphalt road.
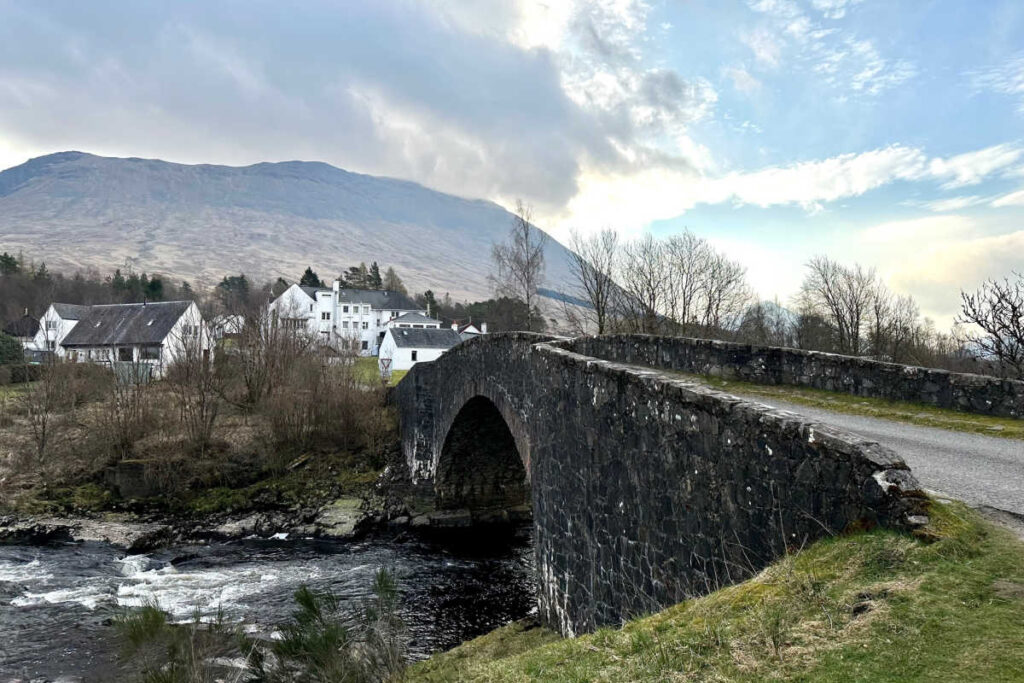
[729,393,1024,516]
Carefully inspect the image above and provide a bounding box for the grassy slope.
[354,356,407,386]
[664,371,1024,440]
[410,501,1024,682]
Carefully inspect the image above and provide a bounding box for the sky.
[0,0,1022,326]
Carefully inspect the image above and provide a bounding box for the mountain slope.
[0,151,577,302]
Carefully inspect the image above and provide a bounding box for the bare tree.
[619,234,671,334]
[698,252,752,332]
[957,273,1024,379]
[663,231,712,335]
[797,256,878,355]
[166,329,222,455]
[566,228,619,334]
[491,200,547,331]
[20,360,71,463]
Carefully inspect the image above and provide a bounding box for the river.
[0,526,536,681]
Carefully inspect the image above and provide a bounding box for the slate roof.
[52,303,92,320]
[293,285,419,312]
[61,301,192,347]
[338,288,419,311]
[3,314,39,338]
[299,285,331,299]
[387,327,462,349]
[390,312,441,325]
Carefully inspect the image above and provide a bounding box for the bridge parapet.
[563,334,1024,419]
[391,334,929,637]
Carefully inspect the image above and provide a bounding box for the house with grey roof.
[378,326,462,371]
[269,280,426,355]
[39,301,211,376]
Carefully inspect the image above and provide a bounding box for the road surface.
[728,393,1024,517]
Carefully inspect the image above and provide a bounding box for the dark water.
[0,528,536,682]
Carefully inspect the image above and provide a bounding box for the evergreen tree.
[0,333,22,365]
[145,276,164,301]
[369,262,383,289]
[112,269,127,292]
[271,277,290,297]
[299,267,323,288]
[0,252,19,275]
[420,290,438,315]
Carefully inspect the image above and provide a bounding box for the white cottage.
[377,327,463,371]
[58,301,212,377]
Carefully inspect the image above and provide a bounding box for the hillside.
[0,151,577,302]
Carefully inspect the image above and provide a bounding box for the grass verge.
[664,370,1024,440]
[354,356,408,386]
[409,501,1024,682]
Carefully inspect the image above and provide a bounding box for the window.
[141,346,160,361]
[282,318,304,331]
[342,305,349,313]
[118,347,133,362]
[46,320,57,330]
[48,341,55,350]
[363,305,370,314]
[309,304,313,312]
[362,321,368,330]
[413,324,423,329]
[391,311,397,318]
[361,340,368,350]
[411,350,418,361]
[321,312,331,321]
[341,321,349,329]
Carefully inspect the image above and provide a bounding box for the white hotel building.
[269,281,429,355]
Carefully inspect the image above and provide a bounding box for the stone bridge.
[391,333,928,636]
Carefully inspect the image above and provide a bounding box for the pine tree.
[0,252,19,275]
[369,262,383,289]
[299,267,323,288]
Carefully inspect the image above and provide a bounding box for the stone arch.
[434,395,530,512]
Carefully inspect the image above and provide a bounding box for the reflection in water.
[0,526,535,681]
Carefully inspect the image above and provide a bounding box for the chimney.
[481,322,488,334]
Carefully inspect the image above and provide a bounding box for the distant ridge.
[0,151,576,303]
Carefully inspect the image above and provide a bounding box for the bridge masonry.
[391,333,929,637]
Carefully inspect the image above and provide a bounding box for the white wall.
[32,305,78,357]
[377,330,450,371]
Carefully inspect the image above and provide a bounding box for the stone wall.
[392,333,929,637]
[564,335,1024,419]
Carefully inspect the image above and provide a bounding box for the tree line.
[484,201,1022,379]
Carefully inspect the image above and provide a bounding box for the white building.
[452,321,488,341]
[58,301,213,377]
[387,312,442,330]
[269,281,424,355]
[378,327,463,371]
[32,303,92,357]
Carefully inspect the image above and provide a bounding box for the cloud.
[858,214,975,245]
[810,0,863,20]
[914,195,988,212]
[557,141,1024,237]
[723,65,762,93]
[969,51,1024,114]
[746,0,914,97]
[887,229,1024,324]
[992,187,1024,207]
[928,143,1024,189]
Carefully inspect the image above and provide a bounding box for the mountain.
[0,151,577,303]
